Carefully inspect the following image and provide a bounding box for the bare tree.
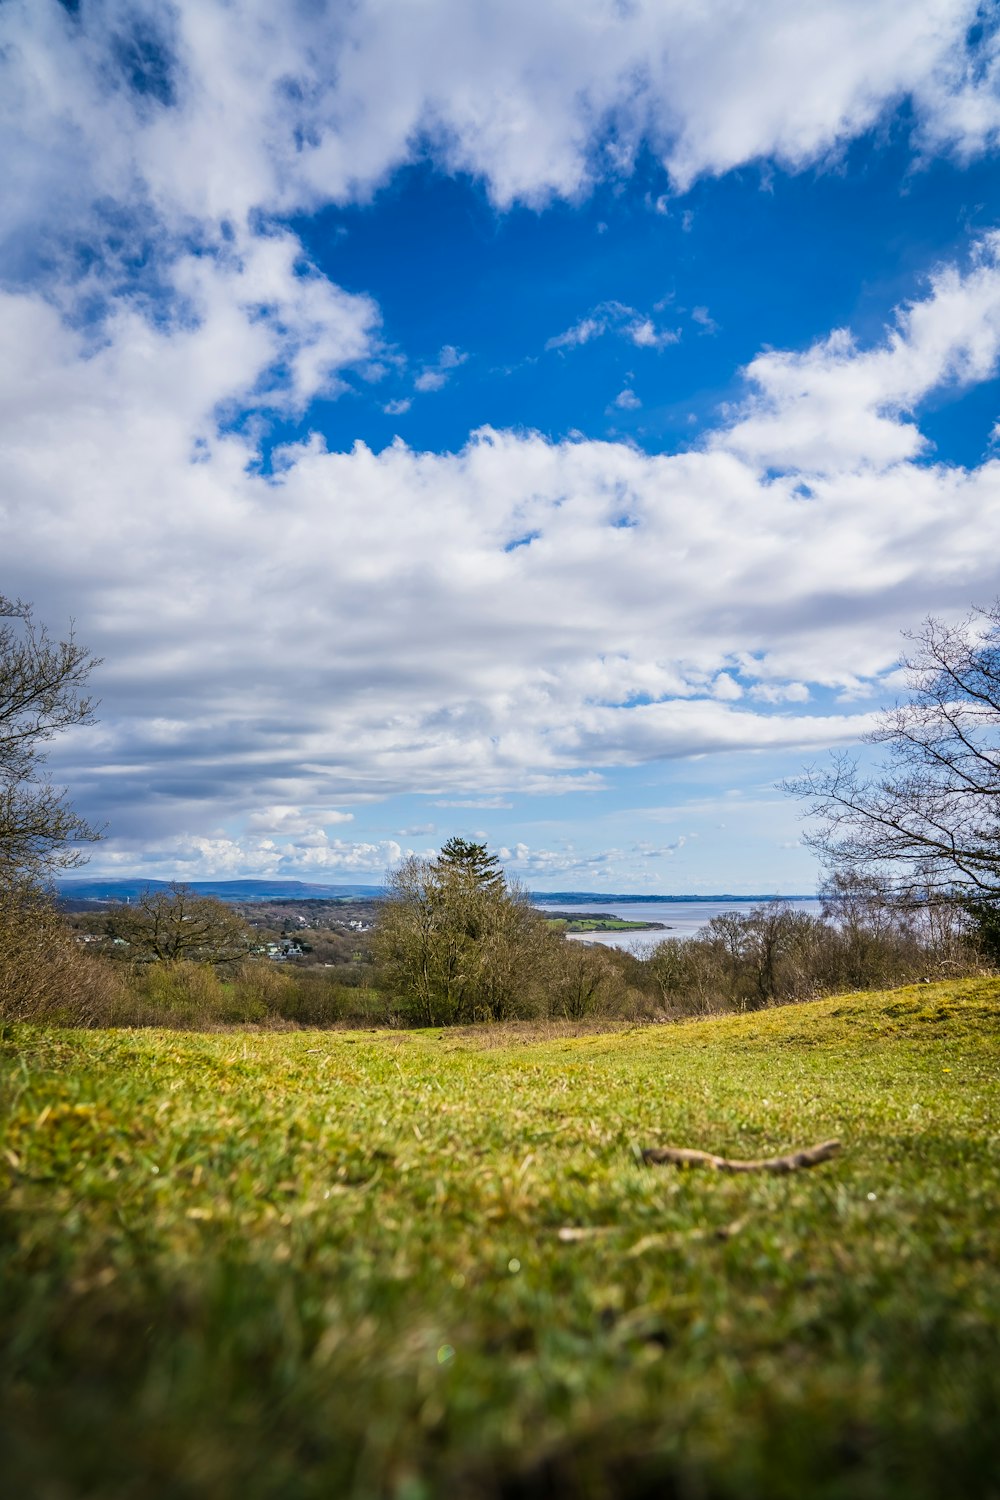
[104,885,253,964]
[786,603,1000,904]
[0,594,101,882]
[703,903,820,1008]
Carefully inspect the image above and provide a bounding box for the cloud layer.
[5,0,998,240]
[5,232,1000,870]
[3,1,1000,877]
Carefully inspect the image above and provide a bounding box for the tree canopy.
[434,837,506,893]
[372,840,544,1024]
[104,885,253,965]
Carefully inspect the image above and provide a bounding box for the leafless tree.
[105,884,253,964]
[0,594,101,882]
[786,602,1000,904]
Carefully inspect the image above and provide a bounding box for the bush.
[634,896,987,1016]
[103,959,394,1029]
[8,883,990,1035]
[125,960,262,1025]
[246,968,388,1026]
[0,882,125,1025]
[541,940,655,1021]
[373,846,549,1025]
[964,897,1000,965]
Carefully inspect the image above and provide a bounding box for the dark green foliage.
[962,895,1000,964]
[436,835,506,893]
[372,841,549,1024]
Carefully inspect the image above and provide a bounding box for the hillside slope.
[1,979,998,1499]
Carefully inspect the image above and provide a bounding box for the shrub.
[0,882,125,1025]
[373,844,548,1025]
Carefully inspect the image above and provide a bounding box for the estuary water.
[534,899,823,953]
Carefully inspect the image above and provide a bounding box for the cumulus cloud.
[105,832,416,879]
[2,1,996,459]
[718,232,1000,472]
[245,806,354,836]
[4,0,996,242]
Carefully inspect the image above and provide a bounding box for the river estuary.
[534,899,824,952]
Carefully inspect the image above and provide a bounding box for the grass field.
[2,980,998,1499]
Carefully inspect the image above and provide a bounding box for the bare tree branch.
[0,595,102,881]
[641,1140,841,1173]
[785,603,1000,904]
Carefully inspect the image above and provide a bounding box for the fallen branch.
[640,1139,841,1174]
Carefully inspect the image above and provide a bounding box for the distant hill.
[55,878,812,908]
[54,878,385,905]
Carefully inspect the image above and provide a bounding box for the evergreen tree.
[373,839,544,1024]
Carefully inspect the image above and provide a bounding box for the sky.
[2,0,1000,895]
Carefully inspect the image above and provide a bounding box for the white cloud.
[718,232,1000,473]
[613,388,641,410]
[749,682,811,704]
[4,0,994,247]
[384,397,412,415]
[548,301,678,353]
[110,832,413,879]
[8,234,1000,876]
[0,1,992,510]
[413,345,469,393]
[546,316,605,350]
[628,318,679,350]
[245,806,354,836]
[1,1,994,515]
[495,835,688,881]
[711,673,743,701]
[435,799,515,809]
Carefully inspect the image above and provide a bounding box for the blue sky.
[3,0,1000,893]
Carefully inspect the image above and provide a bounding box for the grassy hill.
[2,980,998,1498]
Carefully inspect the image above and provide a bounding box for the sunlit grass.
[2,978,998,1498]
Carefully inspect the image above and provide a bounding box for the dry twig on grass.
[639,1140,841,1174]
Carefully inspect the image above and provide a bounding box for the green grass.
[2,979,999,1499]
